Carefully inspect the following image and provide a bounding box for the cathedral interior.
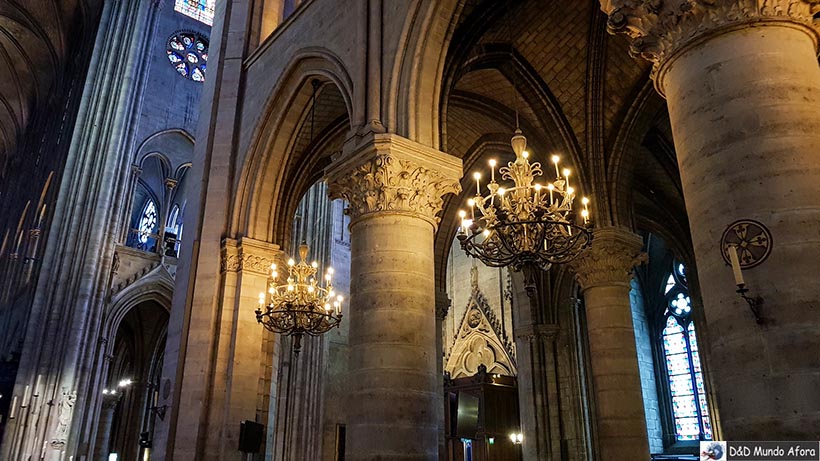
[1,0,819,460]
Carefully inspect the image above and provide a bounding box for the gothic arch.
[393,0,464,146]
[235,48,354,244]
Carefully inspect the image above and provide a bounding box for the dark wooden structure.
[444,366,521,461]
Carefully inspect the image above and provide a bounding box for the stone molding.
[325,133,462,229]
[514,323,560,343]
[435,290,451,320]
[220,237,282,275]
[602,0,820,89]
[570,227,646,290]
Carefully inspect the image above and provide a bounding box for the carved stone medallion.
[720,219,772,269]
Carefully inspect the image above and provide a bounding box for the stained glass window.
[174,0,215,26]
[166,32,208,83]
[139,200,158,244]
[661,261,712,441]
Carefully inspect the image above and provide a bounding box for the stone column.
[205,237,282,459]
[157,178,178,255]
[326,133,461,461]
[434,290,451,461]
[514,324,560,461]
[94,394,120,461]
[602,0,820,438]
[570,227,647,460]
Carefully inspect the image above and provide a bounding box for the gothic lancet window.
[174,0,215,26]
[139,200,158,244]
[166,32,208,82]
[661,263,713,441]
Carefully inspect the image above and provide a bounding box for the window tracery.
[661,261,712,441]
[166,32,208,82]
[138,200,158,245]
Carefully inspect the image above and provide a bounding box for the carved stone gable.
[445,287,516,379]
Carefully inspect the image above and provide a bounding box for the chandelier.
[457,128,592,293]
[256,242,343,352]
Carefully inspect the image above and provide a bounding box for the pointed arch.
[234,48,354,244]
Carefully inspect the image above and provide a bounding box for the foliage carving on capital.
[570,228,647,290]
[604,0,820,75]
[220,239,281,275]
[327,153,461,227]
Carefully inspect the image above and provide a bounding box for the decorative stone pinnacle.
[325,134,462,229]
[570,227,647,290]
[601,0,820,90]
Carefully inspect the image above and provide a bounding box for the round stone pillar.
[326,134,461,461]
[571,227,648,460]
[602,0,820,438]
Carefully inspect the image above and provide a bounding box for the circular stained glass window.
[167,31,208,82]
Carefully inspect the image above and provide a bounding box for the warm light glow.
[497,188,506,196]
[581,209,589,218]
[328,267,334,274]
[551,155,560,164]
[562,168,571,177]
[534,184,542,191]
[489,159,497,167]
[287,258,295,266]
[459,210,467,218]
[473,172,481,180]
[467,198,475,207]
[567,187,575,195]
[270,263,277,270]
[582,197,590,205]
[311,261,318,268]
[522,150,529,158]
[547,183,555,191]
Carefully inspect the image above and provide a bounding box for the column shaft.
[661,24,820,438]
[347,214,438,459]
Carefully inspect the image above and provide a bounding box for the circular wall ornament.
[166,31,208,82]
[720,219,772,269]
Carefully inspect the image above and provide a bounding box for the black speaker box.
[238,420,264,453]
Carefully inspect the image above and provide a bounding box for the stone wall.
[630,278,664,453]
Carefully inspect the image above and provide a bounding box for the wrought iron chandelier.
[457,128,592,293]
[256,242,343,352]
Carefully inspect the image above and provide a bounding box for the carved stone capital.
[220,238,282,275]
[325,134,462,229]
[570,227,646,290]
[601,0,820,90]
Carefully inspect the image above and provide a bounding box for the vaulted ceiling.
[0,0,101,176]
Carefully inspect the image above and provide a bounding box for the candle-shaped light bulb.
[467,198,476,220]
[534,183,542,204]
[551,155,561,178]
[497,187,505,196]
[324,303,331,311]
[258,292,265,304]
[728,245,745,286]
[311,261,318,268]
[489,159,497,182]
[287,258,295,266]
[270,263,277,271]
[337,295,344,302]
[581,209,589,223]
[547,183,555,204]
[566,186,575,197]
[563,168,571,188]
[328,267,334,274]
[459,210,467,219]
[473,172,481,195]
[325,274,332,281]
[272,271,278,279]
[268,287,275,294]
[522,150,529,159]
[582,197,590,206]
